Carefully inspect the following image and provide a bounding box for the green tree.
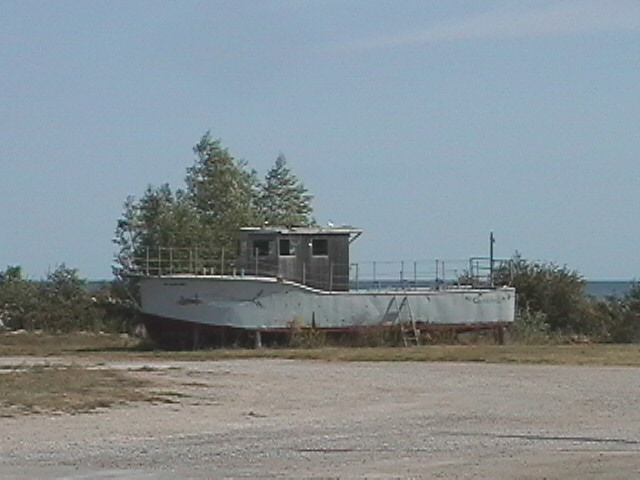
[114,133,316,277]
[0,266,39,331]
[113,184,202,276]
[186,132,262,250]
[39,264,103,332]
[0,265,140,334]
[259,153,313,226]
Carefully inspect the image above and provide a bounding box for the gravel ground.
[1,358,640,479]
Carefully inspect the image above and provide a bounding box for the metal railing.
[349,259,468,290]
[123,247,512,292]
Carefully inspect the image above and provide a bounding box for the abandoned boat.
[132,226,515,346]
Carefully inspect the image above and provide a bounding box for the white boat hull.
[139,275,516,332]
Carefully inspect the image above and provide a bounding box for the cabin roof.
[239,226,362,236]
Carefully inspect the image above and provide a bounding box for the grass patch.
[2,332,640,367]
[0,364,156,416]
[0,331,140,356]
[124,344,640,366]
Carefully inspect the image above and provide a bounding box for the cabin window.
[279,238,295,256]
[311,238,328,256]
[252,239,271,257]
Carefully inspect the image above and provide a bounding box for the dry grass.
[0,331,138,356]
[130,344,640,366]
[0,364,156,417]
[2,332,640,367]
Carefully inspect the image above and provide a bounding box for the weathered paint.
[139,275,515,331]
[236,226,359,291]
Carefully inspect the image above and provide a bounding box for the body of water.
[584,281,635,299]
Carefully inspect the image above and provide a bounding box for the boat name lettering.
[466,296,504,304]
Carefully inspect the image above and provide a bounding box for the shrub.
[511,308,551,344]
[0,265,139,334]
[495,254,587,333]
[603,284,640,343]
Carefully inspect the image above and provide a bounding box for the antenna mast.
[489,231,495,287]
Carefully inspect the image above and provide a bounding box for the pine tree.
[113,184,201,276]
[259,154,313,227]
[186,132,262,248]
[113,134,316,277]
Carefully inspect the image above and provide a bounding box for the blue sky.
[1,0,639,280]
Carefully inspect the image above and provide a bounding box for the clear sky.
[2,0,639,280]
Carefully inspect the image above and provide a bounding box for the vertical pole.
[169,247,173,275]
[373,261,377,289]
[355,263,359,291]
[255,248,259,278]
[329,262,334,292]
[302,262,306,285]
[158,248,162,276]
[435,259,439,287]
[489,231,495,287]
[189,249,193,274]
[413,261,417,289]
[400,260,404,288]
[194,245,199,275]
[254,330,262,349]
[469,258,474,285]
[509,259,514,285]
[145,247,149,276]
[442,261,446,287]
[221,247,225,277]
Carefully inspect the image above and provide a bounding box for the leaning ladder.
[384,295,420,346]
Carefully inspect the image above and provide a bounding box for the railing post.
[373,261,377,289]
[329,262,334,292]
[145,247,149,276]
[355,263,359,290]
[469,258,474,285]
[442,261,446,287]
[489,231,495,287]
[255,248,259,278]
[158,247,162,276]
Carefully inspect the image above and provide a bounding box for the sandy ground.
[1,358,640,479]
